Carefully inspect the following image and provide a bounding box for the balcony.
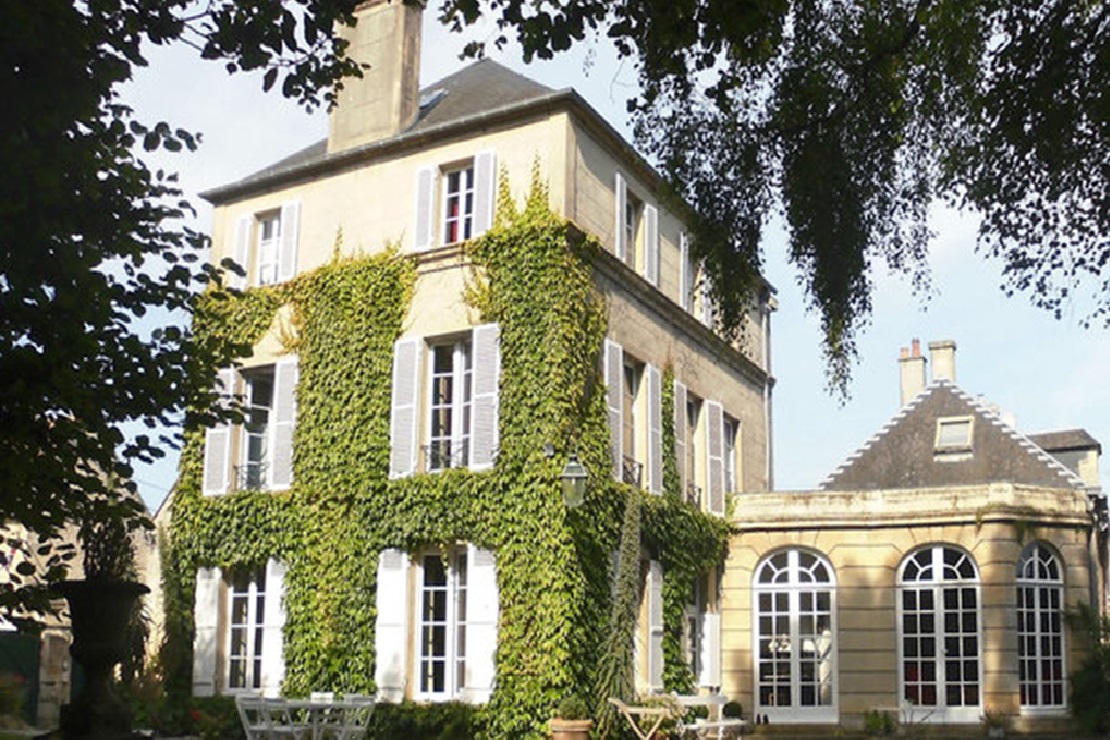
[235,462,268,491]
[621,456,643,488]
[425,440,470,472]
[684,483,702,508]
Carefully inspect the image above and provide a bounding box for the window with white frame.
[442,166,476,245]
[899,546,981,720]
[229,204,300,289]
[624,193,642,270]
[256,213,281,286]
[203,359,299,496]
[413,153,496,251]
[375,546,499,703]
[755,549,836,720]
[935,416,974,451]
[622,358,644,486]
[723,416,738,493]
[428,339,474,471]
[605,340,663,493]
[1017,543,1066,709]
[192,560,286,698]
[227,565,267,691]
[389,325,500,478]
[239,367,274,490]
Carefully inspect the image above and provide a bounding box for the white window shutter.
[706,401,725,515]
[614,172,627,261]
[644,205,659,286]
[700,267,715,328]
[464,545,498,703]
[470,324,500,471]
[603,339,624,481]
[680,233,693,312]
[375,549,409,702]
[673,380,687,493]
[203,368,235,496]
[699,611,721,688]
[646,365,662,495]
[269,357,298,490]
[389,338,420,478]
[277,202,300,282]
[414,167,435,251]
[472,152,497,236]
[648,560,664,691]
[192,566,222,697]
[260,559,287,697]
[230,216,251,290]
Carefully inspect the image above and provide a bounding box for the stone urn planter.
[548,717,593,740]
[56,578,149,739]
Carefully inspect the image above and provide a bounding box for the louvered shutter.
[673,381,687,492]
[706,401,725,515]
[192,567,222,697]
[278,202,300,282]
[470,324,500,470]
[375,549,409,702]
[699,611,721,688]
[260,559,286,697]
[603,339,624,481]
[464,545,498,702]
[203,368,235,496]
[644,205,659,286]
[270,357,298,490]
[648,560,664,691]
[414,167,435,251]
[646,364,662,494]
[614,172,627,261]
[472,152,497,236]
[389,338,420,478]
[230,216,251,290]
[680,233,693,312]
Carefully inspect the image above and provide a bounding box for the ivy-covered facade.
[156,3,775,737]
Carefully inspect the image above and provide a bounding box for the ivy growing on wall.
[161,170,728,738]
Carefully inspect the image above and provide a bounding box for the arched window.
[1017,543,1066,710]
[754,549,836,722]
[898,546,980,722]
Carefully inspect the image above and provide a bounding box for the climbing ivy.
[162,171,727,738]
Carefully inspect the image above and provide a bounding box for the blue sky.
[123,12,1110,510]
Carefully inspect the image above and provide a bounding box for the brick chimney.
[929,340,957,383]
[327,0,423,154]
[898,338,927,406]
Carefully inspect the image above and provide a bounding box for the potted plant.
[550,695,593,740]
[55,512,150,738]
[982,709,1010,738]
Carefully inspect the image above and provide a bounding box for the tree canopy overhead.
[438,0,1108,394]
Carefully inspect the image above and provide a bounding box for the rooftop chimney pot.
[929,340,957,383]
[898,339,927,406]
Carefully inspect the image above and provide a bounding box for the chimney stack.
[327,0,423,154]
[898,338,927,406]
[929,340,957,383]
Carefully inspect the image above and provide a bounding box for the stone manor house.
[153,0,1108,734]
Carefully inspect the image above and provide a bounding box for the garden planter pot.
[549,718,593,740]
[56,579,149,739]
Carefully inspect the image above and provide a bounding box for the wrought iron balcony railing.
[621,456,643,488]
[235,462,269,491]
[684,483,702,508]
[424,440,470,472]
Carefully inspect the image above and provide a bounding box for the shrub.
[722,701,743,719]
[367,701,479,740]
[556,695,591,721]
[862,709,896,736]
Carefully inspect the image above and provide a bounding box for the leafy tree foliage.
[435,0,1108,394]
[0,0,370,616]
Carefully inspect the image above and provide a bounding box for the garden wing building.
[164,0,773,731]
[724,340,1107,733]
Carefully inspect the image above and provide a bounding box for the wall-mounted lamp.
[560,453,588,508]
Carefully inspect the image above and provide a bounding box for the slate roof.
[820,381,1086,491]
[1028,429,1102,454]
[202,59,561,202]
